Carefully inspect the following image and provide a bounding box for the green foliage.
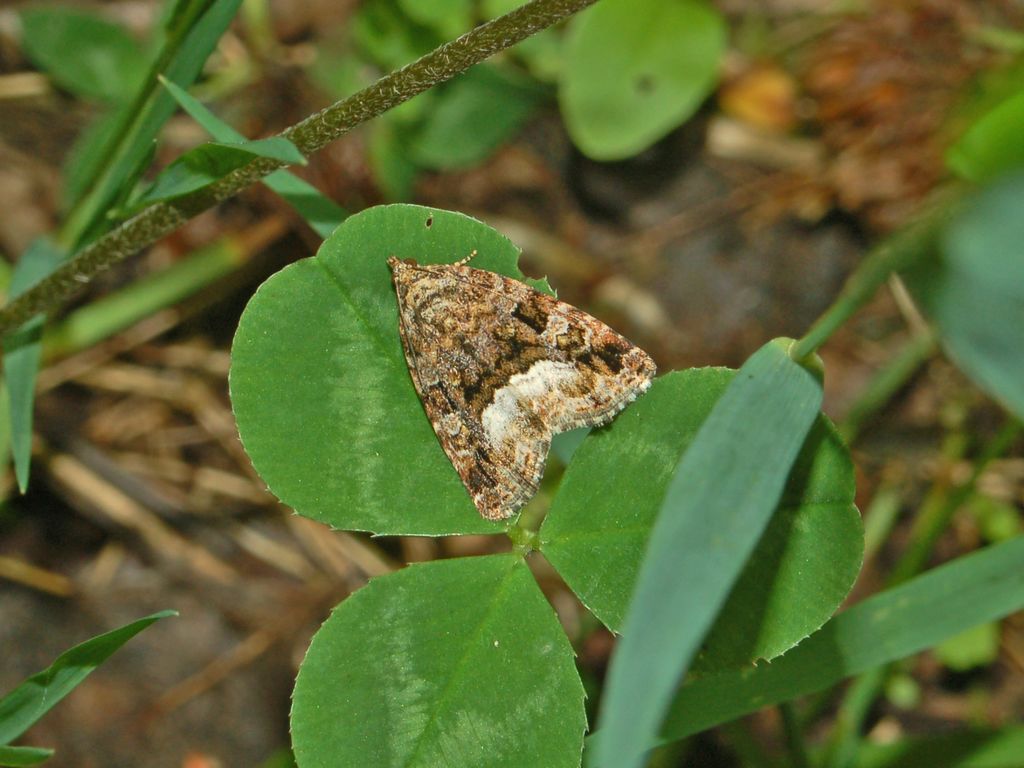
[368,123,423,200]
[291,555,585,767]
[934,622,1001,672]
[967,493,1023,542]
[482,0,563,81]
[398,0,474,40]
[313,0,726,191]
[902,172,1024,420]
[884,673,921,710]
[542,369,862,671]
[230,205,548,536]
[3,239,65,492]
[19,8,147,102]
[230,207,870,767]
[0,746,54,767]
[352,0,438,72]
[0,611,175,762]
[593,340,824,768]
[130,137,305,209]
[323,0,546,197]
[407,66,546,169]
[4,0,243,493]
[853,727,1024,768]
[13,2,1024,765]
[62,111,128,213]
[947,88,1024,182]
[61,0,245,237]
[158,77,347,238]
[559,0,725,160]
[652,535,1024,747]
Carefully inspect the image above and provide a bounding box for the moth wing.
[392,262,549,519]
[416,381,548,520]
[390,259,655,520]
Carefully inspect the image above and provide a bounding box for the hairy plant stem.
[0,0,598,338]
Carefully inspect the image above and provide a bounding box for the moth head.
[386,256,419,270]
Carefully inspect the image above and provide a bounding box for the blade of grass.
[158,76,347,238]
[2,0,243,492]
[128,137,305,209]
[780,701,811,768]
[907,172,1024,422]
[654,534,1024,744]
[0,610,176,745]
[2,239,64,491]
[889,418,1021,586]
[838,331,937,444]
[59,0,244,248]
[823,416,1021,767]
[41,233,251,359]
[825,666,889,768]
[861,482,904,566]
[0,745,54,767]
[853,726,1024,768]
[593,339,824,768]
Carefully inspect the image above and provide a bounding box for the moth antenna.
[454,250,478,267]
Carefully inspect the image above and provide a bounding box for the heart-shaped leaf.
[291,554,585,767]
[230,204,551,535]
[560,0,725,160]
[541,368,862,671]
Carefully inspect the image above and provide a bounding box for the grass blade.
[4,0,242,491]
[594,339,824,768]
[2,239,64,491]
[0,745,54,767]
[854,726,1024,768]
[659,535,1024,742]
[159,76,347,238]
[0,610,175,745]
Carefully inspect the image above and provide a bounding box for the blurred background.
[1,0,1022,765]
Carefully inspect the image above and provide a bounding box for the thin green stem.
[718,721,774,768]
[889,418,1022,586]
[790,196,955,363]
[509,500,547,554]
[240,0,276,58]
[860,481,904,566]
[779,701,812,768]
[0,0,598,338]
[838,331,938,444]
[823,417,1022,767]
[823,665,888,768]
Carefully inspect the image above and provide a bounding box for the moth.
[389,254,656,520]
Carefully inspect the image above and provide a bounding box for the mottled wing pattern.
[388,256,656,520]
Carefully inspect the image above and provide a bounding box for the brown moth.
[388,254,656,520]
